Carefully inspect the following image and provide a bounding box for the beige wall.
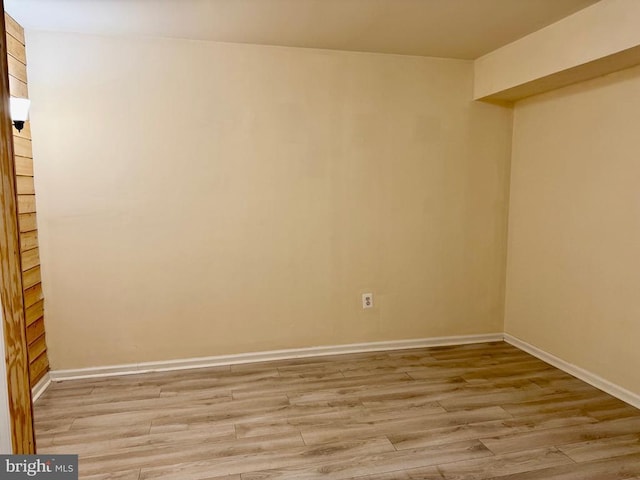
[505,64,640,395]
[26,31,512,369]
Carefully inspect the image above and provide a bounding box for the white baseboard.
[43,332,640,411]
[504,333,640,410]
[31,372,51,402]
[49,333,503,381]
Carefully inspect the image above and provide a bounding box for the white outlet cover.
[362,293,373,309]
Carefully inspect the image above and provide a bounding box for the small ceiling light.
[10,97,30,132]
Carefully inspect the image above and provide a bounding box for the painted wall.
[505,64,640,395]
[26,31,512,369]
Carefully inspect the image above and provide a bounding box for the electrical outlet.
[362,293,373,309]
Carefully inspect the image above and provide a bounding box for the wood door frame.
[0,0,36,454]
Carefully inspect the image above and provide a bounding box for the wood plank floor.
[34,342,640,480]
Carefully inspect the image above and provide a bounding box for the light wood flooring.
[35,341,640,480]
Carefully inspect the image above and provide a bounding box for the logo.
[0,456,78,479]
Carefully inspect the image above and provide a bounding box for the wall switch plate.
[362,293,373,309]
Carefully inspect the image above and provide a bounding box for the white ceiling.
[5,0,599,60]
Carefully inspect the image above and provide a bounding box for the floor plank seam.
[33,342,640,480]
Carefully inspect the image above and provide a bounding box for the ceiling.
[5,0,599,60]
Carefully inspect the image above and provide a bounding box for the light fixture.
[10,97,30,132]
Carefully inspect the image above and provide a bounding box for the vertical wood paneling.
[14,155,32,175]
[0,5,36,453]
[25,317,44,344]
[4,13,23,43]
[27,335,46,362]
[8,74,27,97]
[13,136,31,157]
[18,213,37,233]
[23,283,43,309]
[5,12,49,389]
[5,32,24,63]
[16,175,34,194]
[28,353,48,387]
[7,54,25,81]
[20,231,38,253]
[22,266,41,290]
[21,247,40,272]
[17,194,36,213]
[25,299,43,327]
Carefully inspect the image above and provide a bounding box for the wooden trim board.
[5,11,50,387]
[0,4,35,453]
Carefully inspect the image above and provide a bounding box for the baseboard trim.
[44,332,640,411]
[504,333,640,410]
[31,372,51,402]
[49,333,503,381]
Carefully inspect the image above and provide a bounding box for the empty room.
[1,0,639,478]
